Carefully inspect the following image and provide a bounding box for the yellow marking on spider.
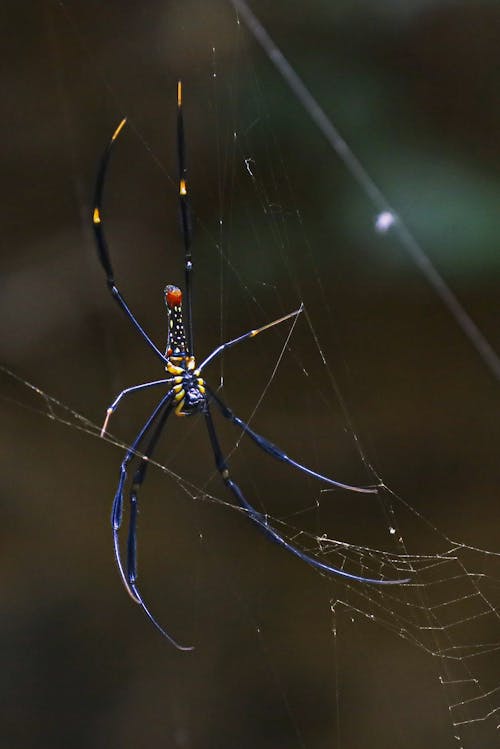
[173,383,183,394]
[186,357,196,370]
[177,80,182,107]
[179,178,187,196]
[175,399,186,416]
[112,118,127,141]
[93,207,101,224]
[167,363,183,376]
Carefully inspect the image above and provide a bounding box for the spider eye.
[165,285,182,308]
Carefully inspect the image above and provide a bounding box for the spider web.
[2,1,499,748]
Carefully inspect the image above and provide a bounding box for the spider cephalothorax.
[177,374,206,414]
[92,80,408,650]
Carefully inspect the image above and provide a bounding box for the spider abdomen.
[165,284,188,357]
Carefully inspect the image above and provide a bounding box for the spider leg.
[197,306,303,372]
[101,377,176,437]
[125,400,194,651]
[204,403,409,585]
[111,389,193,649]
[92,118,168,365]
[207,387,378,495]
[176,81,194,355]
[112,391,174,599]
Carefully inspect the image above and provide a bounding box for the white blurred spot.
[375,211,396,233]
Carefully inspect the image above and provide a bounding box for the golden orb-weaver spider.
[92,82,408,649]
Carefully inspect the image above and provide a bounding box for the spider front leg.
[92,118,168,365]
[204,402,408,585]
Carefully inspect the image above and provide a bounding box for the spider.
[92,81,408,650]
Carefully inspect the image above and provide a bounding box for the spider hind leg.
[111,390,194,650]
[203,402,409,585]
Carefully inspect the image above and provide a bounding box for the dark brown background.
[1,1,499,747]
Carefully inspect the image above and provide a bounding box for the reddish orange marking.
[166,287,182,308]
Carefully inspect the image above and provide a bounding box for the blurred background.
[1,1,499,747]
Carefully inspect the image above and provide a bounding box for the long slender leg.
[92,119,168,365]
[111,391,174,599]
[126,401,173,591]
[124,400,194,650]
[197,307,302,373]
[207,387,378,495]
[203,404,409,584]
[112,390,193,649]
[176,81,194,355]
[101,377,176,436]
[111,390,191,650]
